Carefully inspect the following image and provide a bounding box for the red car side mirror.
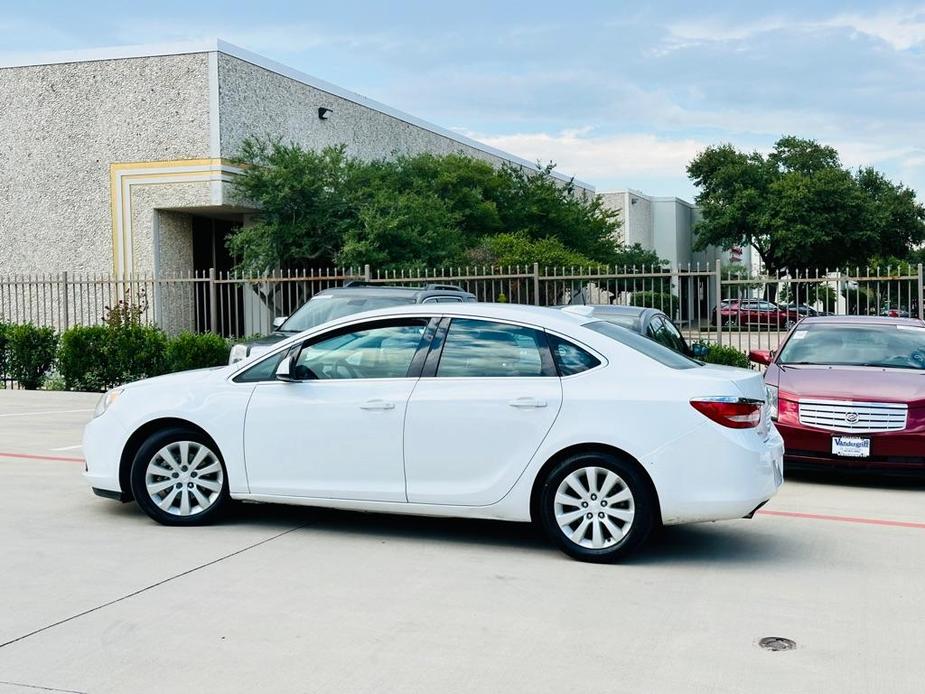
[749,349,772,366]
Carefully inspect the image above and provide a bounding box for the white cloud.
[663,5,925,52]
[457,128,707,181]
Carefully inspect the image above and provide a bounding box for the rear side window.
[548,334,600,376]
[436,319,553,377]
[585,321,699,370]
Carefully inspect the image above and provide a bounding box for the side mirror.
[272,316,288,330]
[749,349,772,366]
[691,343,709,358]
[275,355,296,381]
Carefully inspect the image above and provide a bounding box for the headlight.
[229,343,249,364]
[94,388,124,418]
[765,384,779,420]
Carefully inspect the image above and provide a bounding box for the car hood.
[122,365,231,391]
[772,364,925,405]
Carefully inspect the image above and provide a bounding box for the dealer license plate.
[832,436,871,458]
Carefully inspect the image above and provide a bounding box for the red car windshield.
[777,323,925,370]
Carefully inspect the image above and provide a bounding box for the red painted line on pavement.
[758,509,925,529]
[0,451,85,463]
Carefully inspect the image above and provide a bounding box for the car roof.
[316,284,475,299]
[799,315,924,327]
[309,302,594,332]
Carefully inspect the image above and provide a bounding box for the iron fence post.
[714,259,722,346]
[918,263,924,320]
[533,262,540,305]
[61,271,69,329]
[208,267,218,334]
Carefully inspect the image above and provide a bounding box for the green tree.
[229,141,361,271]
[688,136,925,273]
[228,139,625,270]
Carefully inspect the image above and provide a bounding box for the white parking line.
[49,444,83,452]
[0,409,94,418]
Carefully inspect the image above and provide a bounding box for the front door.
[243,317,430,500]
[403,318,562,506]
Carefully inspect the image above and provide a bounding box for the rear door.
[403,318,562,505]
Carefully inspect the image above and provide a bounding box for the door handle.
[508,397,547,409]
[359,399,396,410]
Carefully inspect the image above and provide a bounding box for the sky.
[2,0,924,199]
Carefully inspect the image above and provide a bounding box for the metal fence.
[1,262,922,355]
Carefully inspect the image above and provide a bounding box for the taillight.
[691,397,763,429]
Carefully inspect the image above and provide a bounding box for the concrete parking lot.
[1,391,924,694]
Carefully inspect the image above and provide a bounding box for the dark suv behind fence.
[228,282,476,364]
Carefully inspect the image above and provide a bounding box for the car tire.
[130,427,229,526]
[538,452,657,563]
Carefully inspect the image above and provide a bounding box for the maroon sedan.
[750,316,925,473]
[714,299,799,328]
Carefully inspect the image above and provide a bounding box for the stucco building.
[600,189,755,271]
[0,39,591,281]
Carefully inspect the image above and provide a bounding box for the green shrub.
[630,291,679,315]
[58,324,167,391]
[7,324,58,389]
[58,325,115,391]
[0,322,10,377]
[108,324,168,385]
[693,341,751,369]
[166,332,230,372]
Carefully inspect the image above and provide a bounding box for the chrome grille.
[798,399,908,433]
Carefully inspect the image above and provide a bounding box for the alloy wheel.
[553,466,635,549]
[144,441,224,517]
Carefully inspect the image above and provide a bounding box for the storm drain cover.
[758,637,797,652]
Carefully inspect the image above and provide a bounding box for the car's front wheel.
[130,427,229,526]
[538,453,657,563]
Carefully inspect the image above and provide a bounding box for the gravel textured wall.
[0,53,211,275]
[218,54,544,173]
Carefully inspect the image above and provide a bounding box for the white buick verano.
[84,304,783,562]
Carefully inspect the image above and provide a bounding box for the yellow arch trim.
[109,158,240,273]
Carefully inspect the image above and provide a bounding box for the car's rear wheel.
[538,452,657,563]
[130,427,229,526]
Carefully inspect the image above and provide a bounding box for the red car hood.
[772,365,925,406]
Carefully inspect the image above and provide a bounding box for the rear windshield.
[279,295,415,333]
[778,323,925,369]
[585,321,700,370]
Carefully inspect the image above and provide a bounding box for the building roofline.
[1,38,593,190]
[602,190,695,208]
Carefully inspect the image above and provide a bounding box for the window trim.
[424,317,558,379]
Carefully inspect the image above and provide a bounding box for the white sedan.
[84,304,783,562]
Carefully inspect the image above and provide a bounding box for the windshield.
[585,321,700,369]
[279,295,416,332]
[777,323,925,370]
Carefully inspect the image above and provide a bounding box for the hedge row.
[0,323,230,391]
[692,341,752,369]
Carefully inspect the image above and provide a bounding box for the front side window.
[436,319,551,377]
[234,350,289,383]
[648,316,688,354]
[293,319,428,379]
